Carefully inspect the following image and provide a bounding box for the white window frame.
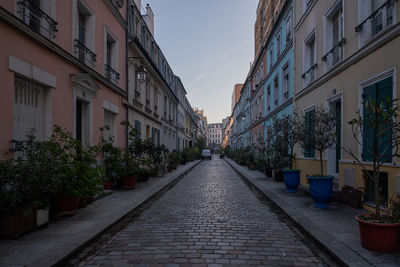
[72,0,95,65]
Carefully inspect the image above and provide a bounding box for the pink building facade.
[0,0,128,151]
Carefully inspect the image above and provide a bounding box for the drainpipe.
[125,1,130,149]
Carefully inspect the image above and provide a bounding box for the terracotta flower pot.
[0,208,36,239]
[53,194,80,214]
[355,214,400,253]
[121,174,139,189]
[104,182,113,190]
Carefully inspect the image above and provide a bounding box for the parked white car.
[202,149,212,160]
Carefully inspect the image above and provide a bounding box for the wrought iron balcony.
[18,0,58,39]
[355,0,394,34]
[105,64,120,84]
[302,63,317,86]
[322,38,346,64]
[74,39,96,68]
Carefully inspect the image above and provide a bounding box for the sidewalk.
[225,158,400,267]
[0,160,201,267]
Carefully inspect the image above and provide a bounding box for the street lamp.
[128,56,147,84]
[136,65,147,84]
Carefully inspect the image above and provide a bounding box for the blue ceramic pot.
[283,170,300,193]
[308,176,333,208]
[284,170,301,193]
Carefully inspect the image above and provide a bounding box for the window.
[266,85,271,112]
[276,31,281,56]
[362,76,393,162]
[269,46,274,70]
[285,14,292,43]
[134,120,141,138]
[364,171,388,207]
[154,89,158,113]
[103,110,116,141]
[13,76,48,144]
[356,0,395,44]
[323,2,344,69]
[304,109,315,158]
[146,83,151,108]
[273,76,279,107]
[303,31,316,86]
[282,64,289,100]
[104,30,119,84]
[18,0,57,39]
[76,99,90,145]
[74,1,95,67]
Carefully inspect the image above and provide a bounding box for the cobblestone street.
[70,156,333,266]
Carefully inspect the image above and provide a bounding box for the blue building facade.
[262,0,294,146]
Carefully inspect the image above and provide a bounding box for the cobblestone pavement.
[70,156,334,267]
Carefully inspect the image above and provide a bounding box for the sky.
[142,0,259,123]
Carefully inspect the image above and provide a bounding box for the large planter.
[36,208,49,227]
[121,174,139,189]
[248,163,257,170]
[265,167,273,177]
[53,194,80,215]
[0,208,36,238]
[104,182,113,190]
[257,163,266,173]
[355,214,400,253]
[273,170,284,182]
[308,176,333,208]
[284,170,301,193]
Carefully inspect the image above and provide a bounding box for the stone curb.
[224,158,373,267]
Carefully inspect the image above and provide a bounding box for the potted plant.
[342,96,400,252]
[247,149,257,170]
[270,122,291,182]
[300,106,336,208]
[100,128,123,189]
[0,158,36,238]
[273,114,303,192]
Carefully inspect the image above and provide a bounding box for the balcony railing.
[18,0,58,39]
[74,39,96,68]
[355,0,394,35]
[322,38,346,67]
[105,64,120,84]
[302,63,317,86]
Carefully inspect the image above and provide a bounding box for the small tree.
[272,112,303,170]
[301,106,336,176]
[343,98,400,219]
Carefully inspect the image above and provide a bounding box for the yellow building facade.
[293,0,400,210]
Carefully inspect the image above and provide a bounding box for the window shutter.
[134,120,141,138]
[304,109,315,158]
[377,76,393,162]
[362,84,376,161]
[152,127,155,144]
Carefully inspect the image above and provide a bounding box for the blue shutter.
[304,109,315,158]
[134,120,141,138]
[157,130,160,145]
[152,127,155,144]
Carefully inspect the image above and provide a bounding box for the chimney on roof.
[144,4,154,36]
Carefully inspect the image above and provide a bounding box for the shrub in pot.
[247,150,257,170]
[342,97,400,252]
[49,126,103,215]
[272,114,303,192]
[0,158,36,238]
[300,106,336,208]
[100,130,123,189]
[270,128,290,182]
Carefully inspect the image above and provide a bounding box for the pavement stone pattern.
[70,156,331,266]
